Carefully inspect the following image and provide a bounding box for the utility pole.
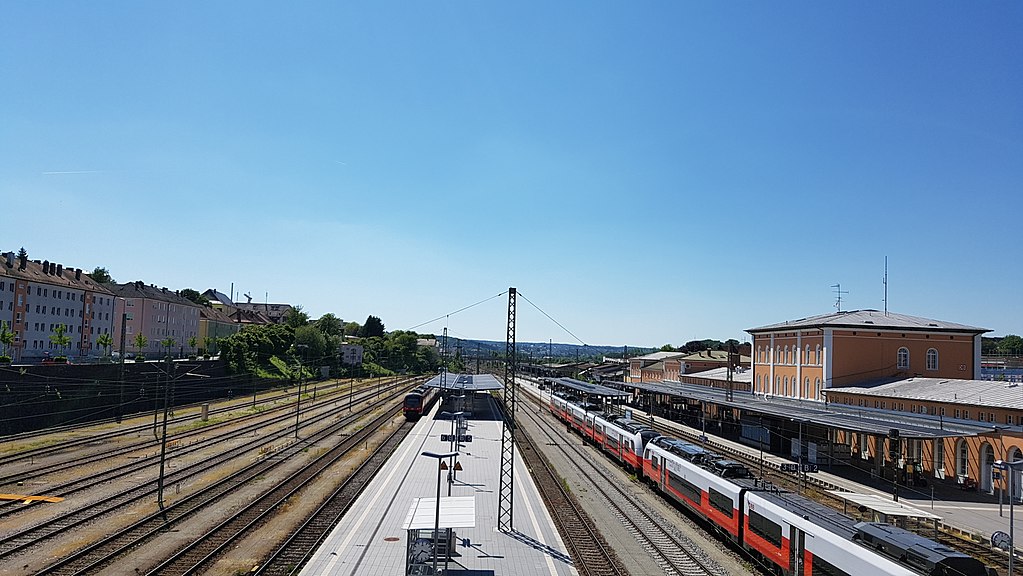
[117,311,128,423]
[156,351,175,528]
[498,288,517,532]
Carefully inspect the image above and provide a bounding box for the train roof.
[747,484,861,541]
[854,522,976,563]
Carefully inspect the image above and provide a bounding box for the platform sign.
[802,464,819,473]
[780,463,799,473]
[441,434,473,443]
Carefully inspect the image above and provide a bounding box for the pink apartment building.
[111,281,201,358]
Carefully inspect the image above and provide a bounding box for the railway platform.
[299,393,578,576]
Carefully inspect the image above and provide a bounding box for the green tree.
[134,333,149,357]
[49,324,72,358]
[0,321,14,360]
[188,335,198,356]
[343,321,361,336]
[96,332,114,357]
[180,289,210,307]
[315,313,343,337]
[659,344,675,352]
[283,305,310,328]
[294,325,328,363]
[160,337,176,357]
[998,335,1023,356]
[360,315,385,338]
[90,267,114,284]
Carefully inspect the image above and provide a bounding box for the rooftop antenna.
[883,257,888,316]
[831,283,848,311]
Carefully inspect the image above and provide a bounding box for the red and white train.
[548,391,990,576]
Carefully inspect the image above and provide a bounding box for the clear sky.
[2,3,1021,348]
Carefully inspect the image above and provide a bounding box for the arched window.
[757,346,762,363]
[804,345,810,365]
[956,439,969,479]
[775,375,781,395]
[815,344,822,365]
[783,376,788,396]
[926,348,939,371]
[804,377,810,399]
[934,439,945,478]
[783,346,789,365]
[814,378,822,400]
[897,347,909,370]
[775,346,781,364]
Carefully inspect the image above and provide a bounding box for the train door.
[788,525,804,576]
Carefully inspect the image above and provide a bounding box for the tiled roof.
[747,310,987,334]
[1,252,114,294]
[827,377,1023,410]
[109,281,201,307]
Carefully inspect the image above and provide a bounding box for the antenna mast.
[883,257,888,316]
[831,284,849,311]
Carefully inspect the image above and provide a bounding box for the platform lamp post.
[439,410,465,495]
[995,459,1023,576]
[422,451,458,576]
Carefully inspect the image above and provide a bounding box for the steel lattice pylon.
[498,287,517,532]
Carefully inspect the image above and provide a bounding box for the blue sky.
[2,3,1021,347]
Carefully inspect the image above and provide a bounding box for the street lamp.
[421,450,458,576]
[995,459,1023,576]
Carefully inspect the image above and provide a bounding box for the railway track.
[0,377,300,466]
[0,377,393,495]
[0,382,416,568]
[253,416,416,575]
[514,414,629,576]
[517,400,731,576]
[33,397,409,575]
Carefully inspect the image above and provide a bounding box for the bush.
[135,356,146,363]
[0,355,10,363]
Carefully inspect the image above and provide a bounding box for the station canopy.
[422,373,504,392]
[552,377,631,398]
[613,380,983,440]
[827,491,942,521]
[403,496,476,530]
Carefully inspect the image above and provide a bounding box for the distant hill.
[438,338,654,362]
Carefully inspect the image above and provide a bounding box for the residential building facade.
[1,252,115,361]
[111,282,201,357]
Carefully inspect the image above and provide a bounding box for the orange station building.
[748,311,1023,494]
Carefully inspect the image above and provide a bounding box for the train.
[548,392,993,576]
[403,385,438,420]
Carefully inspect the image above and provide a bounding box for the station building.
[747,310,986,402]
[746,310,1023,496]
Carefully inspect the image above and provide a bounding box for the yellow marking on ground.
[0,493,65,503]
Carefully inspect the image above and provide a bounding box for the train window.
[748,509,782,548]
[811,554,851,576]
[667,474,702,504]
[708,488,733,518]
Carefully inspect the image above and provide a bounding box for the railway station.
[300,374,576,576]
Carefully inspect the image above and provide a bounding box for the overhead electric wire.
[518,291,588,347]
[407,290,508,331]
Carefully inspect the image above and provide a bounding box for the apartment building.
[111,282,201,357]
[0,251,115,361]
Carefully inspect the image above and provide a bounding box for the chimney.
[49,262,56,275]
[75,268,81,281]
[56,264,63,277]
[18,253,26,270]
[162,287,167,293]
[5,253,12,268]
[42,260,50,274]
